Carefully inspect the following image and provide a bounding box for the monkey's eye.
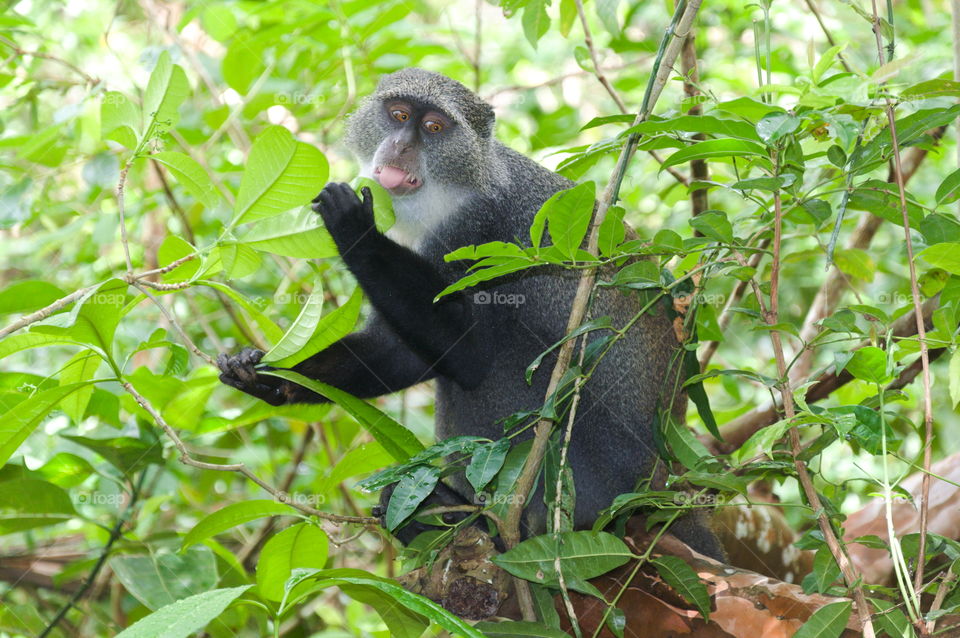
[423,119,444,133]
[391,109,410,122]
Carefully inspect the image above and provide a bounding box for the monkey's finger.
[360,186,373,210]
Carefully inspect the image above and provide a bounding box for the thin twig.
[0,34,100,85]
[769,186,876,637]
[501,0,702,622]
[121,381,377,525]
[38,472,146,637]
[867,0,935,603]
[802,0,854,73]
[574,0,628,113]
[130,282,217,366]
[117,162,135,276]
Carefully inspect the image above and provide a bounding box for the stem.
[39,471,147,637]
[121,381,377,525]
[867,0,935,603]
[500,0,703,621]
[770,182,876,636]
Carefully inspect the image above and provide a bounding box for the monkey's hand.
[217,347,286,406]
[311,183,376,249]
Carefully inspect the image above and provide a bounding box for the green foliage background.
[2,0,960,636]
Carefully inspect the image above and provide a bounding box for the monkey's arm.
[313,183,487,389]
[217,315,438,405]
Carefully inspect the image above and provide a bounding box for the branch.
[121,381,377,526]
[500,0,704,621]
[769,185,876,637]
[868,0,935,603]
[0,34,100,85]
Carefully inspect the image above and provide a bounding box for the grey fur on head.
[343,68,499,192]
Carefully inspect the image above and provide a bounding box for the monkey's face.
[366,99,452,196]
[344,69,496,196]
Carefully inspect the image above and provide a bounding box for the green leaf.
[812,44,846,84]
[62,435,164,476]
[474,621,572,637]
[651,556,711,620]
[222,35,265,93]
[689,211,733,243]
[756,112,801,143]
[268,287,363,368]
[663,412,711,470]
[598,205,626,257]
[625,115,761,142]
[305,568,486,637]
[113,586,251,638]
[0,332,81,360]
[101,91,140,148]
[542,182,596,260]
[195,280,284,344]
[59,349,101,423]
[150,151,220,208]
[793,601,852,638]
[265,370,423,461]
[32,279,127,359]
[142,51,190,140]
[0,479,76,534]
[919,242,960,274]
[262,287,325,364]
[935,168,960,205]
[0,280,65,315]
[239,206,337,258]
[339,584,428,638]
[522,0,550,48]
[257,523,329,601]
[492,531,633,584]
[232,125,329,225]
[436,258,537,299]
[111,545,218,610]
[386,465,441,530]
[36,452,94,488]
[466,438,510,493]
[844,346,890,385]
[595,0,621,34]
[661,139,766,170]
[182,499,299,549]
[0,384,90,466]
[220,241,262,279]
[901,79,960,99]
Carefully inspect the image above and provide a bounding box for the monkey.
[217,68,723,560]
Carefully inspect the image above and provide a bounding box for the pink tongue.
[378,166,408,189]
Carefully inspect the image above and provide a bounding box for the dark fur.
[218,68,723,559]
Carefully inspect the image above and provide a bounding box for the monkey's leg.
[313,183,488,389]
[218,316,438,404]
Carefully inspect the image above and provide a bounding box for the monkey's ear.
[470,101,496,140]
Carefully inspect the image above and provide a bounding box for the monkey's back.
[418,143,685,531]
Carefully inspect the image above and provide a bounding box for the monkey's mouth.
[374,165,422,194]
